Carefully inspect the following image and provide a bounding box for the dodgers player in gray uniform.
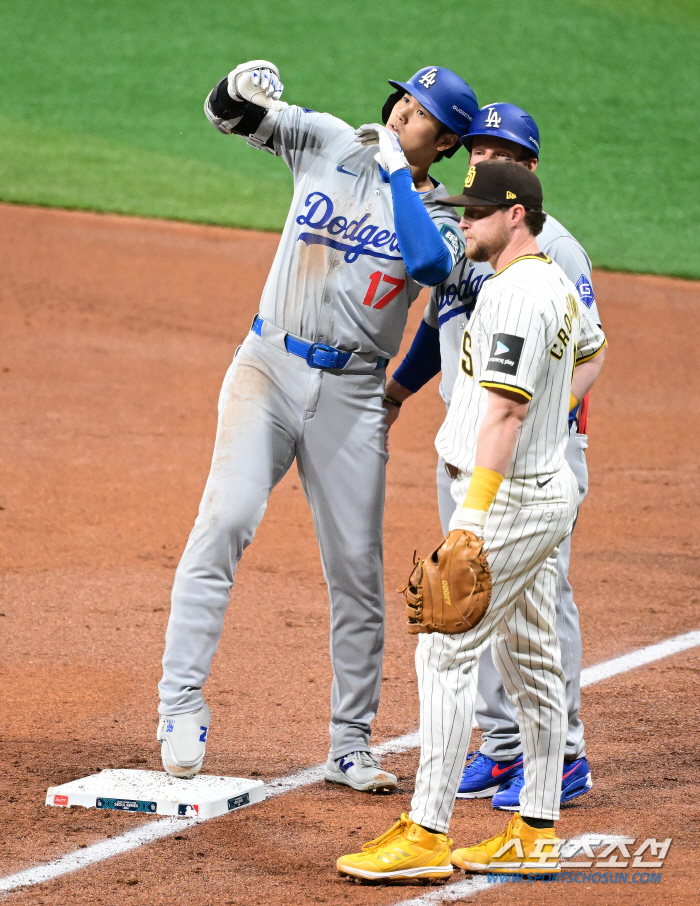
[156,61,478,792]
[384,103,607,807]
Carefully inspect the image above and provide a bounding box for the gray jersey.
[424,213,600,404]
[256,105,464,360]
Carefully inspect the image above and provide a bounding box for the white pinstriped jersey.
[435,254,606,480]
[424,213,601,406]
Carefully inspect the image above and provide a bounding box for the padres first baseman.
[156,62,478,791]
[337,161,607,880]
[384,103,606,807]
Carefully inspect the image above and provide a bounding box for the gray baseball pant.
[436,429,588,762]
[159,330,388,760]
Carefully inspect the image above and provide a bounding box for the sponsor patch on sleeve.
[486,333,524,375]
[440,224,463,265]
[575,274,595,308]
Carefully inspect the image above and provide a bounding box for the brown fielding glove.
[401,530,492,634]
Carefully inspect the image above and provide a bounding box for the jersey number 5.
[461,330,474,377]
[363,272,406,310]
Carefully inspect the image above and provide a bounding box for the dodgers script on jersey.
[259,105,464,359]
[435,255,606,481]
[424,214,600,405]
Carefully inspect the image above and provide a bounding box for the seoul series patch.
[487,333,524,375]
[576,274,595,308]
[439,224,462,263]
[96,797,157,813]
[228,793,250,811]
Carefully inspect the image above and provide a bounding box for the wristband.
[462,466,504,513]
[569,393,579,413]
[384,395,403,408]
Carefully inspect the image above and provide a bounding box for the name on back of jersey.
[550,293,580,360]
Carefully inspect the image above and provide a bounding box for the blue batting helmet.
[386,67,479,142]
[464,103,540,158]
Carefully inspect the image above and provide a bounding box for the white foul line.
[579,630,700,688]
[1,629,698,895]
[265,731,420,799]
[0,817,197,894]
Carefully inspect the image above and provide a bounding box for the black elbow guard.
[208,78,269,137]
[208,78,246,120]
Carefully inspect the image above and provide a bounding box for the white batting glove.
[354,123,409,175]
[448,507,487,538]
[227,60,288,112]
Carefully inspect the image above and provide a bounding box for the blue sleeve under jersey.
[389,168,453,286]
[392,319,442,392]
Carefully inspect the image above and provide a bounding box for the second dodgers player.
[337,161,607,880]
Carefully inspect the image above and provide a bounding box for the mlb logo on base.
[178,804,200,817]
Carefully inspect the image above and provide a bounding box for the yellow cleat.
[452,813,561,875]
[337,813,453,881]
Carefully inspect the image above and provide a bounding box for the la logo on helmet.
[485,107,502,128]
[418,68,438,88]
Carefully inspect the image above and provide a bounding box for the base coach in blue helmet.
[156,62,478,793]
[384,102,607,808]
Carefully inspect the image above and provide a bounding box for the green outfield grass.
[0,0,697,277]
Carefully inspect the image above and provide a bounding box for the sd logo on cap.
[437,160,543,210]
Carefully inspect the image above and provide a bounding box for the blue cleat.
[491,757,593,810]
[456,751,524,800]
[561,757,594,803]
[491,769,524,811]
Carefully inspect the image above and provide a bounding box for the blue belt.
[252,316,388,371]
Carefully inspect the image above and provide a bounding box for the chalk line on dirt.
[1,630,697,895]
[0,817,197,894]
[579,629,700,687]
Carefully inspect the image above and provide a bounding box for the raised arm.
[204,60,288,151]
[355,125,463,286]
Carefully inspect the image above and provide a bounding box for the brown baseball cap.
[436,160,543,209]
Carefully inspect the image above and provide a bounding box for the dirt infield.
[0,203,698,905]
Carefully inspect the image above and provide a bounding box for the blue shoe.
[455,751,524,800]
[491,769,524,811]
[561,757,593,803]
[492,758,593,811]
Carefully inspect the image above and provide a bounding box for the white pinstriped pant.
[436,431,589,761]
[410,466,578,833]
